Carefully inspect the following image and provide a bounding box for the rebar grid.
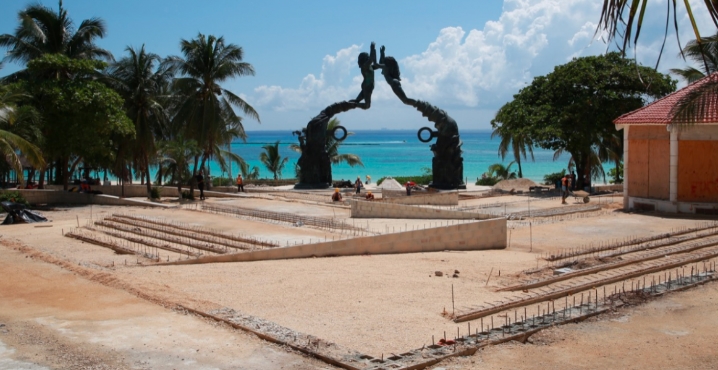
[543,221,718,264]
[111,213,277,248]
[189,202,368,233]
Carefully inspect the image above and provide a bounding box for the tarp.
[1,201,48,225]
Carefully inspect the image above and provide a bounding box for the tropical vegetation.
[259,141,288,180]
[491,53,675,189]
[0,2,261,196]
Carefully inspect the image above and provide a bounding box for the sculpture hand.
[380,45,385,53]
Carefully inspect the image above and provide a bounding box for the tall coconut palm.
[157,137,200,198]
[107,45,174,196]
[670,32,718,83]
[491,125,533,179]
[0,1,112,81]
[259,141,288,180]
[289,118,363,167]
[0,83,45,181]
[166,33,259,178]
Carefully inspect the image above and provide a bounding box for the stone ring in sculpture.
[417,127,437,143]
[332,125,348,141]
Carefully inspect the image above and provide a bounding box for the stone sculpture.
[294,42,464,189]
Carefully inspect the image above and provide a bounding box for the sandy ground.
[1,189,717,369]
[0,239,329,370]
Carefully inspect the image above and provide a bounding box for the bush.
[150,187,161,200]
[0,191,28,205]
[181,190,194,200]
[377,167,432,186]
[476,176,499,186]
[211,176,234,187]
[543,169,567,186]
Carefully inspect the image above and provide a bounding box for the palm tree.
[597,1,718,127]
[239,161,260,180]
[259,141,288,180]
[289,118,364,167]
[166,33,260,177]
[670,32,718,83]
[107,45,174,197]
[596,1,715,64]
[157,137,200,198]
[487,162,517,180]
[0,83,45,181]
[0,1,112,81]
[491,122,534,179]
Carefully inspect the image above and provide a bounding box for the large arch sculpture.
[294,44,464,190]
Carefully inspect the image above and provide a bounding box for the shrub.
[211,176,233,187]
[181,190,194,200]
[543,169,567,186]
[150,187,161,200]
[0,191,28,205]
[476,176,499,186]
[377,167,432,186]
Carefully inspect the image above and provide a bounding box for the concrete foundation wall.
[0,189,170,208]
[381,190,458,206]
[628,196,718,214]
[350,199,493,220]
[43,185,240,199]
[167,217,507,265]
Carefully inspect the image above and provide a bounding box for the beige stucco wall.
[0,189,170,208]
[380,190,459,206]
[350,199,493,220]
[165,217,507,265]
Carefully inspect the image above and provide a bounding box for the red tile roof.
[614,73,718,125]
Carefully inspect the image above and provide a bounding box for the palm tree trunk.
[38,168,46,189]
[144,153,152,197]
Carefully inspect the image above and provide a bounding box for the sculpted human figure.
[376,45,416,106]
[350,42,377,109]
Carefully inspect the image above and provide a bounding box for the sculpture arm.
[370,42,377,65]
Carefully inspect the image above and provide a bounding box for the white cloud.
[248,0,715,128]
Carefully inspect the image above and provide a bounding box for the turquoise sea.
[207,130,570,184]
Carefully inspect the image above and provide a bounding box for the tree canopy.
[492,52,675,188]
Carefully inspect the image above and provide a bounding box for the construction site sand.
[1,193,717,368]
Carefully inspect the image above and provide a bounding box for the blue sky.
[1,0,714,132]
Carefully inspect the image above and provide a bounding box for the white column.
[620,125,629,209]
[669,125,678,202]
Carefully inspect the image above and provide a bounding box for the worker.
[365,191,374,200]
[331,188,343,202]
[236,174,244,192]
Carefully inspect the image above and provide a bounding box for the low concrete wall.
[381,190,459,206]
[44,185,241,199]
[166,217,507,265]
[0,189,171,208]
[350,199,494,220]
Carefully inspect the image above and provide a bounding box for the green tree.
[0,1,112,81]
[0,83,46,181]
[491,102,534,179]
[494,53,675,189]
[157,137,200,197]
[24,55,134,189]
[166,33,260,180]
[107,45,175,197]
[670,32,718,83]
[259,141,288,180]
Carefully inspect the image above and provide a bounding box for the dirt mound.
[493,178,539,192]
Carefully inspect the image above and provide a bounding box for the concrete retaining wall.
[43,185,241,199]
[350,199,493,220]
[381,190,459,206]
[0,189,171,208]
[166,217,507,265]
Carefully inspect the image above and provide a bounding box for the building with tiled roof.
[614,73,718,214]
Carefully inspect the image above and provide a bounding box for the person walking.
[196,171,205,200]
[560,174,568,204]
[354,176,362,194]
[236,174,244,193]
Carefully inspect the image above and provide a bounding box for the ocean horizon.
[199,129,573,185]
